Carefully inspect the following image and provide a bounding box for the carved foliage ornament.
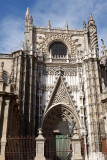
[51,81,70,105]
[48,77,73,107]
[36,33,81,54]
[43,67,77,76]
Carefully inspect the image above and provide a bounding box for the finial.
[25,8,30,19]
[89,14,94,21]
[48,20,51,29]
[88,14,95,26]
[83,21,87,30]
[66,21,68,30]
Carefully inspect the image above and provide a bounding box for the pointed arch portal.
[43,103,80,135]
[42,103,81,160]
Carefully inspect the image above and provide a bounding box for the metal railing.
[5,137,35,160]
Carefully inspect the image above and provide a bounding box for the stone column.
[67,53,69,63]
[34,128,46,160]
[72,134,83,160]
[0,98,10,160]
[84,131,88,160]
[50,49,52,62]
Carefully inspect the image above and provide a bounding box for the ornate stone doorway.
[42,103,82,160]
[43,104,80,135]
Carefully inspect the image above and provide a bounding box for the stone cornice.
[38,62,82,68]
[0,91,18,97]
[34,26,84,35]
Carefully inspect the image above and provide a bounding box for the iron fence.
[5,137,35,160]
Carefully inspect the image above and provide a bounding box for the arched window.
[49,41,67,57]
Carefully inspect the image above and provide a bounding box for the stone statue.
[68,118,76,137]
[104,114,107,134]
[102,78,107,93]
[83,21,87,30]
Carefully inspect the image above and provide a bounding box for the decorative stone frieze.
[43,66,77,76]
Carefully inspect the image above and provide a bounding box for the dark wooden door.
[45,134,72,160]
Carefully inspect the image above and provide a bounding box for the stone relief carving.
[101,77,107,93]
[43,66,77,76]
[41,84,78,97]
[99,119,106,136]
[36,32,81,55]
[103,114,107,134]
[68,85,78,92]
[51,80,70,106]
[41,84,54,91]
[102,102,107,113]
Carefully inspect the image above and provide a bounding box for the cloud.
[30,0,107,53]
[31,0,94,27]
[0,16,24,53]
[0,0,107,54]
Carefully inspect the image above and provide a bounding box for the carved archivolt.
[43,104,80,135]
[36,33,81,55]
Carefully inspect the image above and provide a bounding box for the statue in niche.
[104,114,107,134]
[102,78,107,93]
[68,117,76,137]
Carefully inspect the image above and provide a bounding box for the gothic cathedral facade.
[0,8,107,160]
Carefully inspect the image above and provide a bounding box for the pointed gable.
[46,76,74,111]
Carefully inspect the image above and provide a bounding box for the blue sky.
[0,0,107,54]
